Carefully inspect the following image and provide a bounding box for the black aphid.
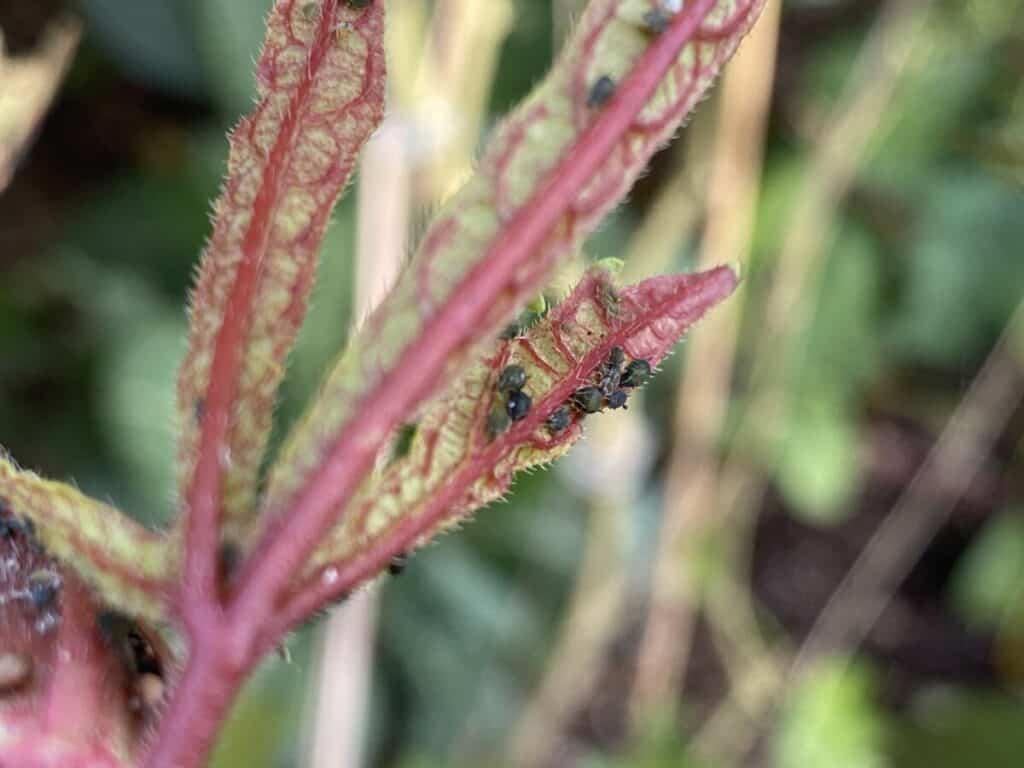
[506,390,532,421]
[389,552,408,576]
[498,365,527,393]
[218,542,240,584]
[642,9,671,34]
[598,347,625,393]
[499,321,521,340]
[98,611,164,678]
[572,386,605,414]
[587,75,616,108]
[606,389,629,410]
[194,398,205,423]
[27,570,60,609]
[620,359,652,388]
[546,406,572,434]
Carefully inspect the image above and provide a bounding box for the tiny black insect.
[572,386,605,414]
[27,570,60,609]
[587,75,616,108]
[597,347,625,393]
[389,552,408,576]
[546,406,572,434]
[497,365,527,393]
[606,389,629,410]
[506,389,532,421]
[620,359,652,388]
[642,9,671,34]
[98,612,165,678]
[499,321,521,340]
[193,398,205,423]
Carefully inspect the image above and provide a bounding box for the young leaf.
[176,0,386,541]
[0,457,173,623]
[245,0,765,605]
[273,264,738,631]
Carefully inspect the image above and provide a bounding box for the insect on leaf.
[261,0,766,531]
[279,264,738,621]
[0,457,174,623]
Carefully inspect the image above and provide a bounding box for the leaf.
[277,265,737,621]
[774,658,886,768]
[258,0,766,558]
[949,509,1024,630]
[176,0,387,540]
[0,456,174,623]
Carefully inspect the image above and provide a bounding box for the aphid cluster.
[487,364,532,439]
[564,347,652,423]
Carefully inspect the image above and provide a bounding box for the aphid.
[391,422,418,462]
[27,570,60,609]
[193,398,205,423]
[389,552,408,576]
[606,389,629,410]
[546,406,572,434]
[497,364,527,393]
[0,653,31,694]
[345,0,372,8]
[499,321,521,340]
[642,9,671,34]
[506,390,532,421]
[98,612,165,679]
[597,347,625,393]
[487,406,511,439]
[572,386,605,414]
[587,75,616,108]
[620,359,652,388]
[218,542,240,585]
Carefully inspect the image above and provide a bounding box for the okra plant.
[0,0,766,765]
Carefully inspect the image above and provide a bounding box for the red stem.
[151,3,744,765]
[229,0,720,652]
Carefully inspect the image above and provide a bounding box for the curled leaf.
[0,457,173,623]
[255,0,765,582]
[276,264,738,625]
[176,0,386,540]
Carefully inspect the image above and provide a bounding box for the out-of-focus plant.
[0,0,768,765]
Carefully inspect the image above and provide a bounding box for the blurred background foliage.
[1,0,1023,767]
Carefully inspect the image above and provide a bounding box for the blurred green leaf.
[777,226,880,522]
[775,658,887,768]
[887,170,1024,366]
[186,0,275,117]
[79,0,206,97]
[888,689,1024,768]
[950,509,1024,630]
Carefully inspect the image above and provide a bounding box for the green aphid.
[572,386,604,414]
[391,422,418,462]
[620,359,652,388]
[486,403,511,439]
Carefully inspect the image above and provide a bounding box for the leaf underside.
[176,0,386,540]
[291,264,738,596]
[264,0,765,526]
